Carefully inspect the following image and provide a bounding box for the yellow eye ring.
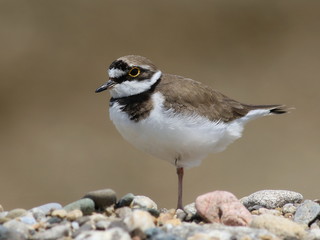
[128,67,141,77]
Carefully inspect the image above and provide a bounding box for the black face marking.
[110,77,161,122]
[109,60,129,72]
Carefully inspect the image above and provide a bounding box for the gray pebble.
[30,203,62,215]
[115,206,132,220]
[116,193,135,208]
[282,203,297,214]
[64,198,95,215]
[145,228,184,240]
[3,219,29,239]
[20,214,37,225]
[32,224,70,240]
[95,220,110,230]
[294,200,320,225]
[83,189,117,210]
[75,228,131,240]
[241,190,303,209]
[0,225,26,240]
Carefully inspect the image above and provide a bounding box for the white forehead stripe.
[108,68,126,78]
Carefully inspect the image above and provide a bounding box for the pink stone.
[195,191,252,226]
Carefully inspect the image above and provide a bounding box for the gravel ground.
[0,189,320,240]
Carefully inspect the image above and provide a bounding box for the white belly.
[109,92,264,168]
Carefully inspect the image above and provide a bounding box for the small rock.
[157,212,175,226]
[116,193,135,208]
[66,209,83,221]
[251,214,306,239]
[83,189,117,210]
[20,214,37,225]
[124,209,155,231]
[0,205,3,212]
[184,203,196,216]
[51,209,67,218]
[145,228,183,240]
[115,206,133,220]
[241,190,303,209]
[30,203,62,215]
[32,224,70,240]
[258,208,282,216]
[3,219,30,239]
[47,216,63,224]
[195,191,252,226]
[6,208,27,219]
[75,228,131,240]
[282,203,297,214]
[131,195,158,210]
[108,220,129,232]
[64,198,95,215]
[176,209,187,221]
[293,200,320,225]
[0,225,26,240]
[95,220,110,230]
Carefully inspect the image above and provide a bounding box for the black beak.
[95,80,116,93]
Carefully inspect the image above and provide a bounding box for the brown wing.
[158,74,286,122]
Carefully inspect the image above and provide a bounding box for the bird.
[95,55,287,210]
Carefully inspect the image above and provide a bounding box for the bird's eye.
[128,67,140,77]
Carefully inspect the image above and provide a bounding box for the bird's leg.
[176,167,184,210]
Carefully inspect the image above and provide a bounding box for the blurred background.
[1,0,319,210]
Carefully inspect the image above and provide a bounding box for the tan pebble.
[251,214,306,239]
[0,217,10,224]
[284,213,293,219]
[163,218,181,226]
[51,209,67,218]
[0,205,3,212]
[157,212,174,226]
[124,210,155,231]
[90,213,108,222]
[32,222,46,230]
[7,208,27,219]
[188,233,219,240]
[66,209,83,221]
[258,208,281,216]
[251,210,260,215]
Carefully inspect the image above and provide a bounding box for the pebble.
[66,209,83,221]
[293,199,320,225]
[75,228,131,240]
[124,209,155,231]
[115,206,133,220]
[32,224,70,240]
[51,209,67,218]
[282,203,297,214]
[241,190,303,209]
[20,214,37,225]
[195,191,252,226]
[83,189,117,210]
[130,195,158,210]
[145,228,183,240]
[0,225,26,240]
[6,208,27,219]
[0,205,3,212]
[116,193,135,208]
[3,219,30,239]
[30,202,62,215]
[251,214,306,239]
[64,198,95,215]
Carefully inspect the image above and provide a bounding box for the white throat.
[110,70,162,98]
